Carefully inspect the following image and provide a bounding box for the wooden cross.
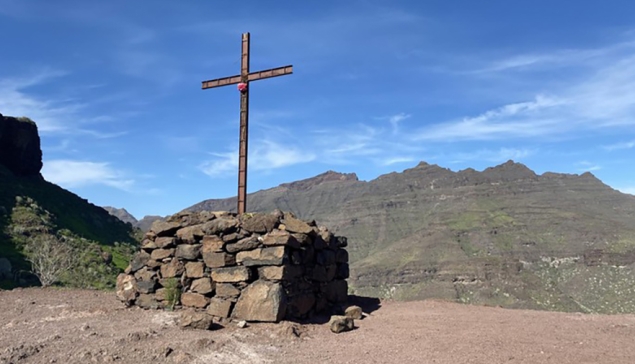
[201,32,293,214]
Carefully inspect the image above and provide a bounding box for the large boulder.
[233,280,286,322]
[0,114,42,177]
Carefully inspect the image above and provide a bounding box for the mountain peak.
[482,160,537,180]
[280,170,359,191]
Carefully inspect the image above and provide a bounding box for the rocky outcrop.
[102,207,138,225]
[0,114,43,177]
[116,210,349,326]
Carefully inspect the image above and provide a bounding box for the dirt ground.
[1,288,635,363]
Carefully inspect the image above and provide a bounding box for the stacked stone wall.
[116,210,349,323]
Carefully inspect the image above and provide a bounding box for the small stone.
[190,278,214,295]
[140,239,157,251]
[258,265,303,281]
[203,251,236,268]
[215,283,242,298]
[226,236,261,253]
[262,229,300,248]
[115,274,137,305]
[328,315,354,333]
[202,235,224,252]
[136,279,157,294]
[202,217,239,235]
[207,297,233,318]
[345,305,363,320]
[281,216,313,234]
[179,310,214,330]
[241,213,279,234]
[136,294,160,309]
[175,244,201,260]
[151,248,175,261]
[181,292,209,308]
[236,320,248,328]
[155,237,176,249]
[151,220,181,237]
[176,225,205,244]
[129,251,151,273]
[211,266,251,283]
[185,262,205,278]
[160,259,185,278]
[236,246,287,266]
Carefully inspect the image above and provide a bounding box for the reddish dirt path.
[1,288,634,363]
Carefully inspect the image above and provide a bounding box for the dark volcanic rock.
[0,114,42,177]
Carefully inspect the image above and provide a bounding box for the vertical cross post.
[238,33,250,215]
[201,33,293,214]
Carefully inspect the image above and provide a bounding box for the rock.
[233,280,286,322]
[236,246,287,266]
[150,248,175,261]
[0,258,12,279]
[203,251,236,268]
[262,230,300,248]
[211,266,251,283]
[215,283,242,298]
[336,249,349,263]
[179,310,214,330]
[181,293,209,308]
[241,213,279,233]
[176,225,204,244]
[326,265,337,281]
[151,220,181,237]
[317,250,336,266]
[115,274,137,305]
[258,265,303,281]
[136,294,160,309]
[336,263,350,279]
[136,279,157,294]
[0,115,42,176]
[207,297,233,318]
[190,278,214,295]
[325,280,348,303]
[160,259,185,278]
[226,236,261,253]
[237,320,248,328]
[281,216,313,234]
[201,235,224,253]
[140,239,157,251]
[175,244,201,260]
[184,262,205,278]
[328,315,354,333]
[291,233,313,246]
[334,236,348,248]
[129,251,151,273]
[155,288,166,301]
[155,237,175,249]
[287,293,316,318]
[312,265,328,282]
[345,305,363,320]
[202,217,239,235]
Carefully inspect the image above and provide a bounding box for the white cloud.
[388,113,411,134]
[576,161,602,172]
[603,140,635,151]
[199,140,316,177]
[450,148,534,163]
[42,160,134,190]
[377,156,416,166]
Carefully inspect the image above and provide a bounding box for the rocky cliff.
[0,114,42,177]
[185,161,635,314]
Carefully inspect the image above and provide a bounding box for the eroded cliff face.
[0,113,43,177]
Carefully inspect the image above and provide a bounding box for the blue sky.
[1,0,635,219]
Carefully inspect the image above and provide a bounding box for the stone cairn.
[116,210,349,326]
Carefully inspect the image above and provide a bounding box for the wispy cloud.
[42,160,134,190]
[576,161,602,172]
[413,38,635,142]
[387,113,411,134]
[199,140,316,177]
[603,140,635,151]
[449,148,534,164]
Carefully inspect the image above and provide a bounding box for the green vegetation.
[0,172,139,289]
[163,277,181,310]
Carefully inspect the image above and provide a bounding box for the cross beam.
[201,33,293,214]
